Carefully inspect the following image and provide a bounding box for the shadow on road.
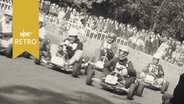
[0,85,114,104]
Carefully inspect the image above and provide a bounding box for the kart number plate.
[51,57,65,66]
[95,61,104,69]
[105,75,118,85]
[145,75,154,82]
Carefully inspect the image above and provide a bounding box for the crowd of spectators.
[39,0,184,67]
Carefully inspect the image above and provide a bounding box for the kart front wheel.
[161,81,169,94]
[86,69,95,85]
[136,83,144,96]
[72,62,81,78]
[34,58,41,65]
[6,45,12,58]
[127,84,136,100]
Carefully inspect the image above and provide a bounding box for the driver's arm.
[142,63,150,73]
[68,42,83,65]
[104,58,117,71]
[110,42,118,55]
[127,61,137,76]
[158,65,164,78]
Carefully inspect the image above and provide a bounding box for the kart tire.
[34,58,41,65]
[23,52,31,58]
[161,81,169,94]
[85,64,95,75]
[86,69,95,85]
[136,83,144,96]
[127,83,136,100]
[72,62,81,78]
[6,45,12,58]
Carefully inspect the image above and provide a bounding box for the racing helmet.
[153,53,161,60]
[119,45,129,54]
[108,33,116,39]
[4,9,13,16]
[68,28,78,37]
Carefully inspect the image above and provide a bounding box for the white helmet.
[153,53,161,59]
[119,46,129,54]
[108,33,116,39]
[68,28,78,37]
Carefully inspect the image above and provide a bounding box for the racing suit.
[50,38,83,65]
[99,40,117,60]
[140,63,164,85]
[0,16,12,48]
[39,27,48,51]
[103,58,137,88]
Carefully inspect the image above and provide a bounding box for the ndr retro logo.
[14,29,38,45]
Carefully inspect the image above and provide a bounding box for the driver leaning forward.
[49,28,83,66]
[99,33,118,61]
[140,53,164,85]
[102,45,137,88]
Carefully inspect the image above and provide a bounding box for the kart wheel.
[72,62,81,78]
[161,81,169,94]
[34,58,41,65]
[136,83,144,96]
[85,64,95,75]
[86,69,95,85]
[6,45,12,58]
[23,52,31,58]
[127,84,136,100]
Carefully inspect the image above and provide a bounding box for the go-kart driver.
[99,33,118,61]
[103,45,137,88]
[140,53,164,85]
[49,28,83,65]
[39,16,49,51]
[0,9,13,47]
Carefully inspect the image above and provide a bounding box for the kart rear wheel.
[72,62,81,78]
[23,52,31,58]
[86,69,95,85]
[6,45,12,58]
[136,83,144,96]
[127,83,136,100]
[34,58,41,65]
[85,64,95,75]
[161,81,169,94]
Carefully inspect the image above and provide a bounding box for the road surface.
[0,55,165,104]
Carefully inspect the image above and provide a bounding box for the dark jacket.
[62,38,83,59]
[170,73,184,104]
[104,58,137,77]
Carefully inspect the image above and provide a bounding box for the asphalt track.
[0,55,165,104]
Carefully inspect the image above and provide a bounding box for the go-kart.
[34,44,89,78]
[136,73,169,94]
[0,32,12,58]
[86,62,140,100]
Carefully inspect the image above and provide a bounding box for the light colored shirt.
[39,27,47,40]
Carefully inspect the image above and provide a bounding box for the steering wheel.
[109,71,125,81]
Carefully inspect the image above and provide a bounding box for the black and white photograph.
[0,0,184,104]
